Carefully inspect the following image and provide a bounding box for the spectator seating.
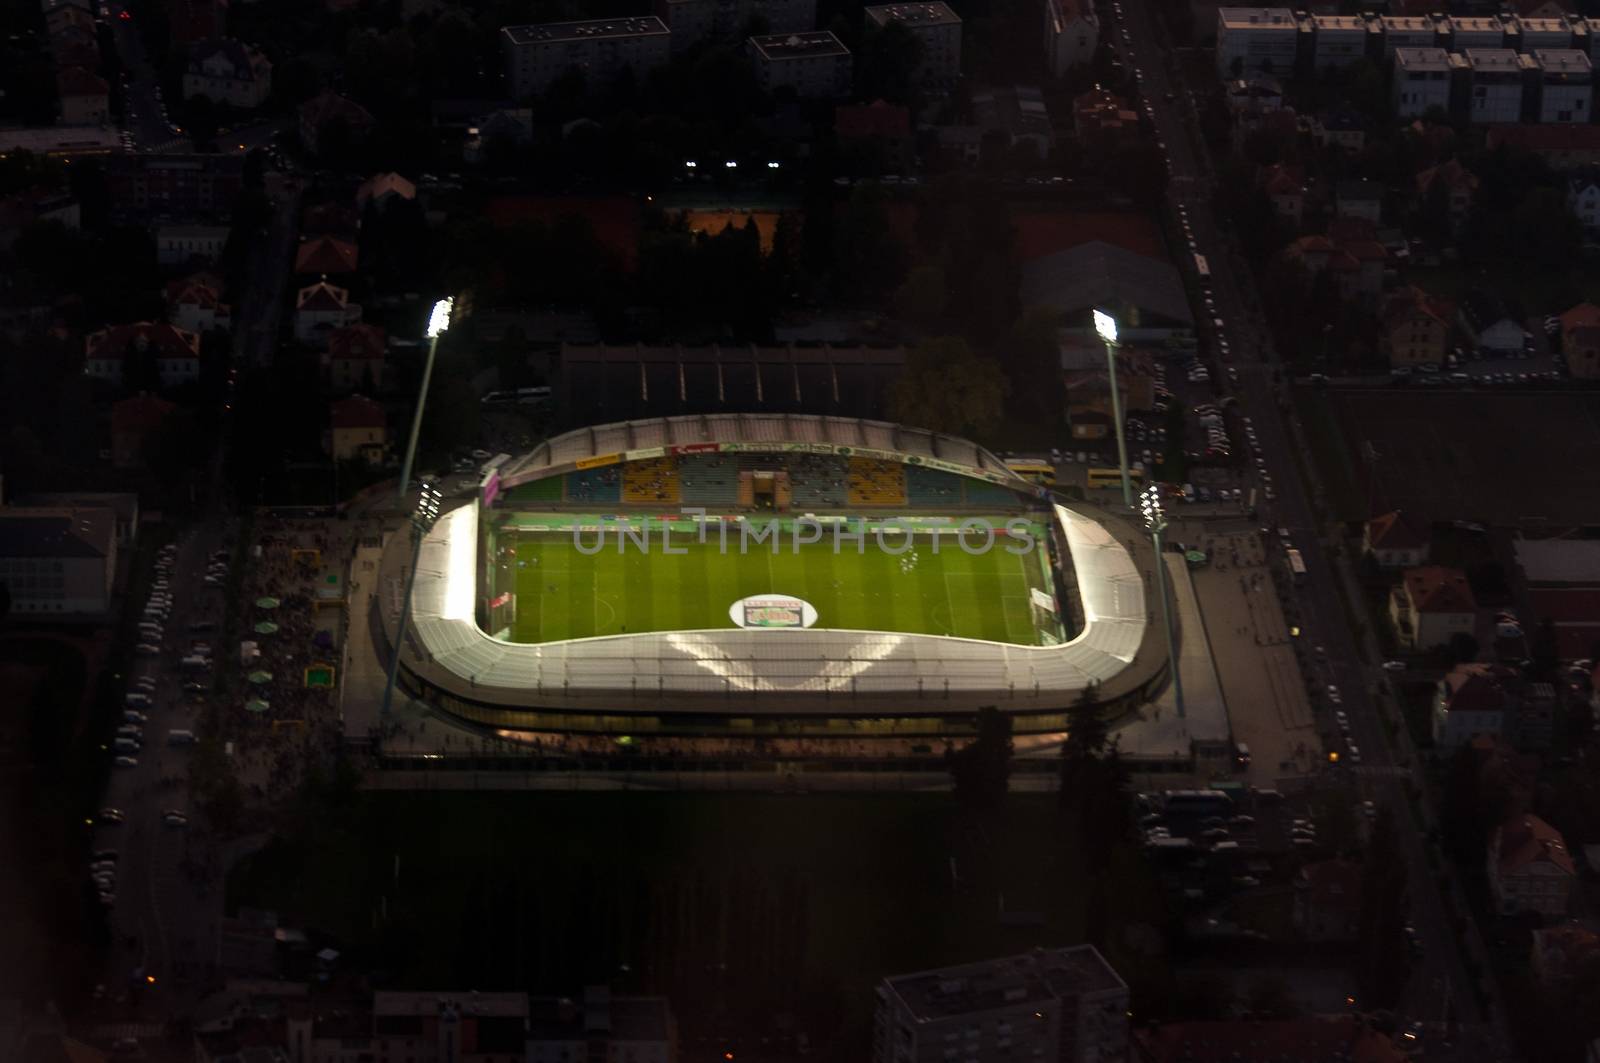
[622,457,680,504]
[964,479,1025,507]
[847,458,907,506]
[783,455,849,508]
[905,465,965,508]
[566,466,621,504]
[679,455,740,508]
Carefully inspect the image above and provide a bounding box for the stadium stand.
[904,465,966,508]
[847,458,907,506]
[501,476,565,505]
[678,454,740,507]
[622,457,680,504]
[964,479,1025,507]
[784,454,849,507]
[566,466,621,504]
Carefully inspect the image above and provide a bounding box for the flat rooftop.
[865,1,962,28]
[1464,47,1525,72]
[883,946,1125,1023]
[1534,48,1592,74]
[749,30,851,58]
[1447,16,1503,31]
[502,17,669,45]
[373,991,529,1017]
[1378,16,1435,30]
[1310,15,1365,30]
[1395,46,1452,71]
[1217,7,1296,28]
[1518,16,1573,31]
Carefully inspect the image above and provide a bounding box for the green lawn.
[492,514,1055,645]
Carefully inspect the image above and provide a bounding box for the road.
[1106,0,1511,1057]
[104,3,190,152]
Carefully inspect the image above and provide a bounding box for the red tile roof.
[356,172,416,208]
[1367,509,1428,550]
[164,270,225,302]
[1416,158,1478,197]
[330,395,385,430]
[294,235,359,275]
[329,323,386,361]
[1138,1016,1409,1063]
[1442,664,1510,714]
[296,281,350,312]
[1403,565,1476,614]
[85,321,200,360]
[1496,813,1575,877]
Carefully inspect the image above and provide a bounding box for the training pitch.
[488,514,1057,646]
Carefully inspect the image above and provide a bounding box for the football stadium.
[384,415,1170,739]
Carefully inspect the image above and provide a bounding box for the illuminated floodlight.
[767,161,780,169]
[1092,308,1118,346]
[426,298,453,339]
[685,160,697,168]
[725,160,738,168]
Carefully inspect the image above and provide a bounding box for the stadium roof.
[399,500,1159,717]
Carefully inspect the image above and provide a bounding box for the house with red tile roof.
[1379,287,1453,368]
[1530,924,1600,985]
[166,274,232,334]
[328,323,387,392]
[294,281,361,343]
[1363,510,1429,568]
[1488,813,1574,916]
[1293,859,1363,942]
[1136,1016,1409,1063]
[1284,222,1387,303]
[1415,158,1478,226]
[1431,662,1512,747]
[295,235,359,276]
[1390,565,1476,650]
[326,395,387,463]
[57,66,109,126]
[1259,163,1306,225]
[1072,88,1140,151]
[84,322,202,388]
[110,392,177,469]
[1560,301,1600,379]
[184,38,273,109]
[356,172,416,210]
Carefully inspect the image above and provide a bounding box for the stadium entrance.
[745,469,790,510]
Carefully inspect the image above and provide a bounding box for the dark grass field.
[1316,389,1600,526]
[226,791,1146,1055]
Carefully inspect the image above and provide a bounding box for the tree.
[886,336,1008,438]
[946,706,1012,813]
[832,181,907,302]
[1060,687,1133,865]
[1245,973,1300,1018]
[856,21,923,106]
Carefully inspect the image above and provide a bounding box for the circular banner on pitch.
[729,594,818,630]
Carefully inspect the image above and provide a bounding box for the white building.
[865,2,962,87]
[155,223,230,265]
[0,507,117,617]
[83,321,202,389]
[747,30,853,98]
[293,281,362,344]
[1215,8,1299,79]
[1393,47,1456,118]
[1570,172,1600,229]
[1446,15,1506,50]
[1376,16,1439,61]
[1465,48,1531,123]
[500,17,672,99]
[1534,49,1592,122]
[1431,663,1509,748]
[873,946,1129,1063]
[1488,814,1575,917]
[1044,0,1098,74]
[1513,14,1575,52]
[182,38,273,109]
[654,0,815,51]
[1311,15,1366,71]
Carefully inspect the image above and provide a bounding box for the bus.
[1086,466,1145,490]
[1005,461,1057,487]
[1161,789,1234,814]
[1286,547,1307,585]
[1194,253,1211,282]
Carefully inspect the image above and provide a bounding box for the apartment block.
[1464,48,1533,124]
[1393,47,1456,118]
[865,2,962,87]
[747,31,853,98]
[1445,15,1506,50]
[1311,15,1366,70]
[1044,0,1099,75]
[654,0,815,52]
[1533,49,1592,123]
[1513,14,1575,51]
[501,17,672,98]
[1215,8,1298,79]
[872,946,1129,1063]
[1375,16,1439,61]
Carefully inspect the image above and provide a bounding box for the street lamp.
[396,297,452,506]
[381,482,445,729]
[1094,308,1135,509]
[1140,483,1186,720]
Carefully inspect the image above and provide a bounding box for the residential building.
[294,281,362,343]
[1215,8,1298,79]
[1137,1017,1410,1063]
[747,31,853,98]
[356,172,416,210]
[1293,859,1363,942]
[1223,73,1284,115]
[1311,15,1366,69]
[1415,158,1479,225]
[297,91,375,155]
[500,18,673,99]
[1044,0,1099,75]
[872,945,1128,1063]
[1465,49,1533,123]
[1379,287,1452,367]
[1530,925,1600,985]
[1284,229,1387,302]
[1072,88,1140,152]
[1459,290,1527,353]
[1304,108,1365,151]
[654,0,816,52]
[56,66,109,125]
[110,392,176,469]
[0,188,79,250]
[1487,122,1600,170]
[294,235,359,276]
[1259,163,1305,224]
[183,38,273,109]
[16,492,140,547]
[0,507,117,616]
[1064,342,1159,439]
[44,0,95,37]
[104,154,245,221]
[1377,15,1440,60]
[156,223,230,265]
[328,323,387,392]
[166,272,232,333]
[84,321,203,388]
[1432,662,1511,747]
[1335,178,1383,222]
[1560,299,1600,377]
[865,3,962,88]
[325,395,387,463]
[1393,48,1455,118]
[526,987,676,1063]
[1446,15,1506,49]
[1487,813,1574,916]
[1515,14,1576,51]
[836,99,915,169]
[1532,48,1592,121]
[972,84,1055,155]
[1390,565,1476,650]
[1363,509,1430,567]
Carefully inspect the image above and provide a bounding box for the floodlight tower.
[380,482,444,729]
[396,297,453,506]
[1093,308,1134,509]
[1141,483,1186,720]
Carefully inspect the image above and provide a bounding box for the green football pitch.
[490,515,1058,646]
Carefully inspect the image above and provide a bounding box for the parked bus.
[1005,461,1057,487]
[1161,789,1234,814]
[1286,547,1307,585]
[1086,466,1145,490]
[1194,253,1211,282]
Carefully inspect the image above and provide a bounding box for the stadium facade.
[382,414,1170,738]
